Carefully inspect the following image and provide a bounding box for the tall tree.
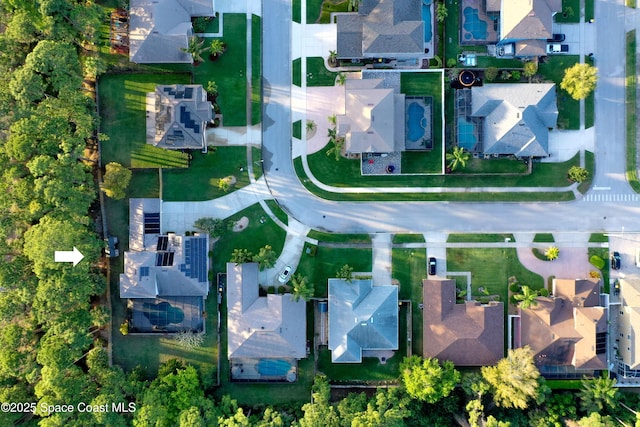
[181,36,207,64]
[560,63,598,100]
[336,264,354,282]
[578,374,618,414]
[290,273,314,302]
[446,146,470,171]
[400,356,460,404]
[514,285,539,310]
[230,248,253,264]
[481,347,541,410]
[252,245,277,270]
[296,375,340,427]
[101,162,132,200]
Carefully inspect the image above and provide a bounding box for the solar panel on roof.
[596,332,607,354]
[184,87,193,98]
[157,236,168,251]
[194,124,200,134]
[139,266,149,279]
[144,212,161,234]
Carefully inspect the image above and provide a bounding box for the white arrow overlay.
[54,247,84,267]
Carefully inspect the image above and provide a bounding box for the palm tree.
[209,39,225,58]
[328,50,338,67]
[206,81,218,96]
[306,120,316,132]
[290,274,314,302]
[326,136,344,161]
[579,374,618,414]
[336,72,347,86]
[514,286,539,310]
[181,36,207,64]
[545,246,560,261]
[445,146,470,171]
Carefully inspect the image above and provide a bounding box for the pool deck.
[460,0,498,45]
[230,357,298,382]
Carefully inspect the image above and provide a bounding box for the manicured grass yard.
[589,247,611,293]
[392,234,425,244]
[193,14,247,126]
[292,58,302,87]
[626,31,640,192]
[264,199,289,226]
[307,57,337,86]
[392,248,426,355]
[251,14,262,125]
[538,55,580,129]
[457,158,528,175]
[307,0,350,24]
[306,230,371,243]
[446,248,544,308]
[99,73,191,168]
[293,0,302,22]
[447,234,515,243]
[162,147,250,201]
[293,120,302,139]
[211,203,287,274]
[555,0,580,23]
[297,246,372,298]
[400,72,443,174]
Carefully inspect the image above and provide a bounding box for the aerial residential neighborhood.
[2,0,640,425]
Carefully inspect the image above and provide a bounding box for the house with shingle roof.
[328,278,398,363]
[464,83,558,158]
[226,262,306,360]
[517,278,607,376]
[617,277,640,371]
[336,0,424,61]
[496,0,561,57]
[337,78,405,153]
[422,278,504,366]
[146,84,212,152]
[119,198,210,333]
[129,0,215,64]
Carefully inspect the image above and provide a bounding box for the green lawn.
[296,156,575,201]
[533,233,555,243]
[392,234,425,244]
[162,147,250,201]
[446,248,544,308]
[306,230,371,243]
[264,199,289,226]
[252,146,263,180]
[296,246,372,298]
[457,158,528,174]
[211,203,287,275]
[538,55,581,129]
[293,120,302,139]
[578,150,595,194]
[251,15,262,125]
[293,0,302,22]
[307,0,324,23]
[317,340,403,381]
[319,0,351,23]
[98,73,191,168]
[554,0,580,23]
[588,248,610,293]
[307,145,582,188]
[447,234,515,243]
[585,55,595,129]
[193,14,247,126]
[585,0,595,21]
[293,58,302,87]
[307,57,337,86]
[392,248,426,355]
[589,233,609,243]
[626,31,640,192]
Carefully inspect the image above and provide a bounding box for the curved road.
[262,0,637,234]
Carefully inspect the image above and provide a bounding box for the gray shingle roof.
[129,0,214,64]
[500,0,560,42]
[336,0,423,59]
[226,263,307,360]
[470,83,558,157]
[328,279,398,363]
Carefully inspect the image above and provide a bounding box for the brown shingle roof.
[422,278,504,366]
[519,278,606,370]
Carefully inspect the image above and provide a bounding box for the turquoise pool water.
[457,117,477,151]
[257,359,291,376]
[407,102,426,143]
[463,7,488,40]
[422,1,432,43]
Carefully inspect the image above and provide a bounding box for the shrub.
[589,270,601,279]
[545,246,560,261]
[485,67,498,82]
[446,58,457,68]
[120,321,129,336]
[277,286,286,294]
[590,255,605,269]
[500,70,512,80]
[539,288,550,297]
[568,166,589,183]
[510,283,521,293]
[267,286,275,294]
[511,71,521,80]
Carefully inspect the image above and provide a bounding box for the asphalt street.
[261,0,640,234]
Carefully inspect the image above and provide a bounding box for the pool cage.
[128,296,204,333]
[454,89,483,153]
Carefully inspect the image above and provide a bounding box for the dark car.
[613,280,620,296]
[428,257,437,276]
[547,33,566,42]
[611,252,621,270]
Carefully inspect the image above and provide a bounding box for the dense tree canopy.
[560,63,598,100]
[400,355,460,404]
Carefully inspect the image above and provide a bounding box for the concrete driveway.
[516,246,596,285]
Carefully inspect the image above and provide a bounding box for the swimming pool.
[406,102,426,143]
[257,359,292,376]
[462,7,488,40]
[457,117,477,151]
[422,1,432,43]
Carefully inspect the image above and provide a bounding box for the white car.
[278,266,293,283]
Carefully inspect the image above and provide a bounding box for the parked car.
[611,252,621,270]
[105,236,119,258]
[428,257,437,276]
[613,279,620,296]
[547,44,569,53]
[278,265,293,283]
[547,33,566,42]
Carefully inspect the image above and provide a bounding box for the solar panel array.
[156,252,175,267]
[163,86,194,100]
[595,331,607,354]
[180,106,201,134]
[139,266,150,279]
[157,236,168,251]
[144,212,160,234]
[179,237,208,282]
